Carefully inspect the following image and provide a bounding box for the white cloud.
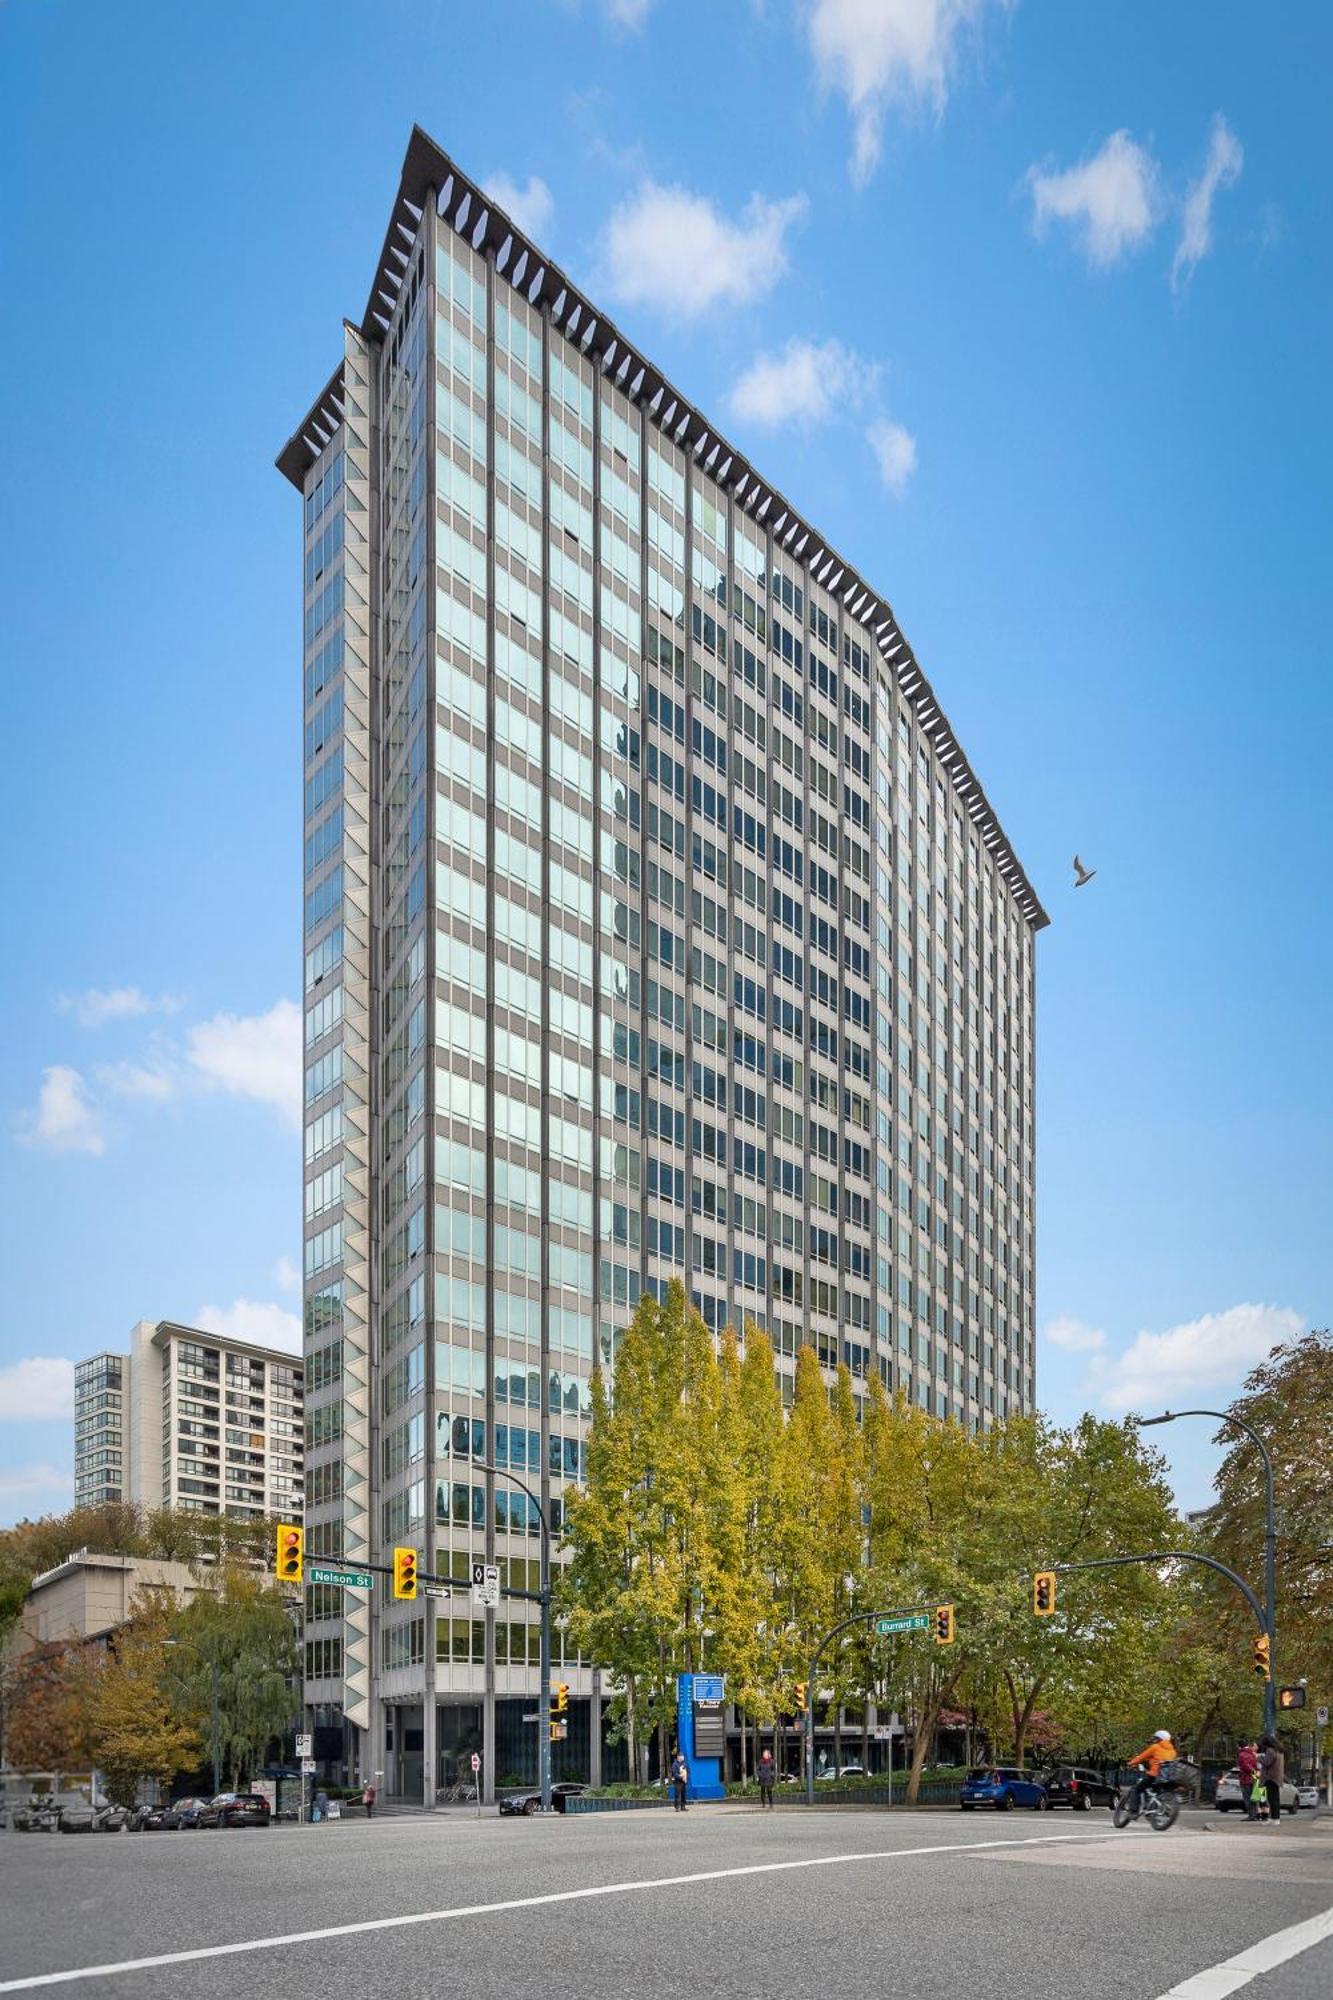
[59,986,180,1029]
[808,0,1008,186]
[867,416,918,493]
[1044,1315,1106,1355]
[0,1463,74,1512]
[0,1356,76,1421]
[1027,129,1161,268]
[602,182,807,318]
[194,1299,303,1357]
[96,1057,178,1101]
[729,337,880,427]
[186,1000,302,1131]
[1095,1303,1305,1414]
[602,0,652,24]
[1172,114,1243,291]
[484,172,555,241]
[16,1065,105,1156]
[274,1255,302,1296]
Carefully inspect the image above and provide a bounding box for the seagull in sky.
[1073,855,1097,888]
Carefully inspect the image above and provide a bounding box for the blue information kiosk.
[676,1672,727,1800]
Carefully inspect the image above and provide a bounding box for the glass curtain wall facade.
[281,130,1046,1800]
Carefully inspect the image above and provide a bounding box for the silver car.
[1214,1767,1298,1812]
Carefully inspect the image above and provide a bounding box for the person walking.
[1258,1736,1285,1823]
[1237,1741,1260,1821]
[670,1750,689,1812]
[757,1749,776,1809]
[312,1787,329,1825]
[362,1781,376,1821]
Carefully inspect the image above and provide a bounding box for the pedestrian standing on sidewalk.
[362,1781,376,1821]
[312,1787,329,1825]
[1237,1741,1260,1820]
[1258,1736,1285,1822]
[670,1751,689,1812]
[757,1749,776,1809]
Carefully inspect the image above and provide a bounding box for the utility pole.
[1141,1409,1277,1736]
[476,1462,553,1813]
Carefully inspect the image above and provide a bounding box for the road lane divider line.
[0,1828,1122,1991]
[1153,1901,1333,1999]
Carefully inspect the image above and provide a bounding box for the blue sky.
[1,0,1329,1525]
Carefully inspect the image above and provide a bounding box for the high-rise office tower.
[279,128,1046,1801]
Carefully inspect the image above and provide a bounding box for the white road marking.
[0,1827,1119,1991]
[1154,1902,1333,1999]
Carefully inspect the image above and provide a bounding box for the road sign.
[301,1758,316,1775]
[522,1712,541,1723]
[309,1565,375,1590]
[295,1733,313,1758]
[874,1613,931,1636]
[471,1561,501,1609]
[1316,1705,1328,1727]
[424,1586,450,1600]
[470,1752,481,1774]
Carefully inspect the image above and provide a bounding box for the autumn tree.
[74,1598,203,1806]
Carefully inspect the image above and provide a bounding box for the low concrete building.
[13,1550,205,1656]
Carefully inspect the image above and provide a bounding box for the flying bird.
[1073,856,1096,888]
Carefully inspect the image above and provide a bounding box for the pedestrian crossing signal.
[1277,1684,1304,1709]
[276,1523,303,1584]
[393,1547,419,1600]
[1033,1571,1056,1616]
[934,1605,955,1645]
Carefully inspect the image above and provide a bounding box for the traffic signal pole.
[1141,1410,1277,1736]
[804,1603,947,1806]
[476,1462,552,1814]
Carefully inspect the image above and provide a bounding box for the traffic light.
[276,1522,304,1584]
[393,1546,419,1600]
[935,1604,956,1646]
[794,1681,809,1711]
[554,1682,570,1715]
[1033,1571,1056,1617]
[1278,1685,1306,1711]
[1252,1633,1271,1681]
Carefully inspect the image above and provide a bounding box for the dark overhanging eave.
[275,125,1050,932]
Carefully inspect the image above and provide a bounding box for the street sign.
[301,1758,316,1775]
[522,1712,541,1723]
[874,1614,931,1636]
[295,1733,313,1758]
[424,1586,450,1600]
[471,1561,501,1609]
[470,1752,481,1774]
[1317,1705,1329,1727]
[309,1565,375,1590]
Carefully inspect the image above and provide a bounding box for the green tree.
[168,1565,299,1787]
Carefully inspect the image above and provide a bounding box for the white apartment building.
[73,1321,304,1520]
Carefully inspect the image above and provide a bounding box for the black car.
[197,1791,272,1829]
[172,1796,211,1829]
[499,1782,587,1816]
[1041,1766,1118,1811]
[128,1803,180,1832]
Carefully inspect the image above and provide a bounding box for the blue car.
[959,1767,1050,1812]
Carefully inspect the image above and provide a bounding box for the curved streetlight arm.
[1139,1407,1276,1734]
[805,1605,937,1805]
[476,1461,553,1814]
[1052,1551,1266,1631]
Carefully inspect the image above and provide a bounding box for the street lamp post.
[165,1640,222,1796]
[1141,1407,1277,1736]
[476,1461,553,1814]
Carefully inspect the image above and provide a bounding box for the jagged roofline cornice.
[276,124,1049,931]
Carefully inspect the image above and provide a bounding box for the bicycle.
[1113,1777,1180,1832]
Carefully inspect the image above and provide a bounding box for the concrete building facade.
[73,1322,304,1522]
[278,128,1046,1801]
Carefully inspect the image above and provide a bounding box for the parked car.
[499,1781,587,1816]
[1295,1785,1321,1811]
[1042,1766,1119,1812]
[198,1791,272,1829]
[172,1796,211,1829]
[1214,1768,1299,1813]
[959,1767,1049,1812]
[128,1803,180,1832]
[93,1804,129,1832]
[816,1764,867,1782]
[57,1801,98,1834]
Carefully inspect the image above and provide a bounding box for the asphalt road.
[1,1805,1330,1999]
